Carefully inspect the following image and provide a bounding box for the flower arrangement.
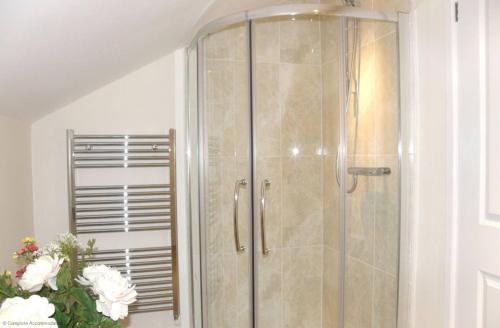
[0,234,136,327]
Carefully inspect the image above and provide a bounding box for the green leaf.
[0,274,20,299]
[69,287,96,312]
[57,265,72,291]
[69,287,100,326]
[98,316,121,328]
[54,306,72,327]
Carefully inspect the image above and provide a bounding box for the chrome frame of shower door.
[338,16,349,328]
[397,12,411,328]
[189,4,398,48]
[195,38,209,328]
[186,4,411,328]
[247,19,258,328]
[186,44,203,328]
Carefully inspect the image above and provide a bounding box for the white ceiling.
[0,0,211,121]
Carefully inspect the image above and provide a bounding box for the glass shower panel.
[343,17,400,328]
[252,14,342,328]
[200,23,252,328]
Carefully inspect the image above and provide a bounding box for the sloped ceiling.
[0,0,300,121]
[0,0,212,121]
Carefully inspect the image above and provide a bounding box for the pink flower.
[15,248,26,255]
[15,266,26,278]
[26,244,38,252]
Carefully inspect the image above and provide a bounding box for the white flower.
[18,255,63,292]
[0,295,57,328]
[76,265,109,286]
[35,242,61,258]
[57,233,82,249]
[36,234,82,259]
[77,265,137,321]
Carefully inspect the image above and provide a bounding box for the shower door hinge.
[454,2,459,22]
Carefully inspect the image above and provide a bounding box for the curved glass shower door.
[198,22,253,328]
[188,6,404,328]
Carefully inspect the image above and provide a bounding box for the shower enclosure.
[187,4,409,328]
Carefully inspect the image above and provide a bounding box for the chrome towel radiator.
[66,129,179,319]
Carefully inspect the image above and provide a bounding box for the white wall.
[0,114,33,274]
[410,0,454,327]
[31,52,190,328]
[31,53,175,244]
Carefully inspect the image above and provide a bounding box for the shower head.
[343,0,357,6]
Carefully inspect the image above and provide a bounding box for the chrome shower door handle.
[260,179,271,256]
[335,144,359,193]
[233,179,247,253]
[335,145,341,187]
